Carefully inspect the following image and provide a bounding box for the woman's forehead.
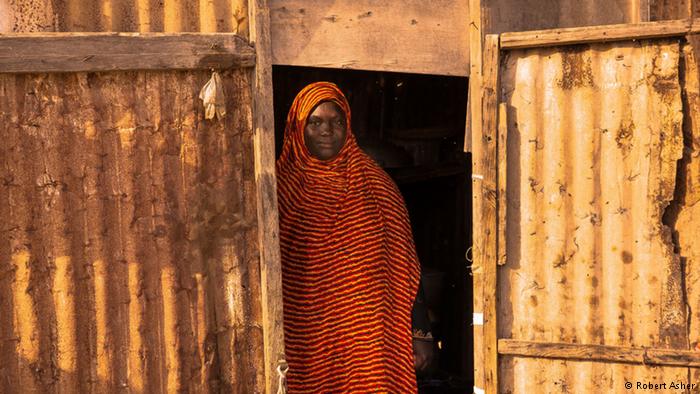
[309,101,344,116]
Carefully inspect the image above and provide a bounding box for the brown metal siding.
[498,39,687,392]
[0,70,265,393]
[677,36,700,386]
[7,0,248,34]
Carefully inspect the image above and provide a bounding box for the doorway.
[273,66,473,393]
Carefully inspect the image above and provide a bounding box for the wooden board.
[0,33,255,73]
[499,340,700,367]
[500,18,690,49]
[247,0,287,393]
[471,33,500,394]
[269,0,469,76]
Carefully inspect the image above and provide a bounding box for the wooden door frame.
[471,18,700,394]
[248,0,288,393]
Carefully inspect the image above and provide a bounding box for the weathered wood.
[497,102,507,266]
[269,0,469,76]
[480,34,500,394]
[248,0,286,393]
[465,0,483,152]
[469,0,485,389]
[499,339,700,367]
[500,19,690,49]
[0,33,255,73]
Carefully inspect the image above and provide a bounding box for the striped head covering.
[276,82,420,393]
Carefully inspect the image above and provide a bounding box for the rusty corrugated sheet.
[6,0,248,34]
[676,36,700,385]
[0,70,265,393]
[498,39,686,392]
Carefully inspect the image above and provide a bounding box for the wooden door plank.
[269,0,470,76]
[0,33,255,73]
[499,339,700,368]
[497,102,507,266]
[472,33,500,394]
[248,0,286,393]
[500,18,690,49]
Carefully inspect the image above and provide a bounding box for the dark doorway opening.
[273,65,473,393]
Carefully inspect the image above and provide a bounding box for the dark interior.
[273,65,473,393]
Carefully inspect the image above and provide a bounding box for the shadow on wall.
[0,70,266,393]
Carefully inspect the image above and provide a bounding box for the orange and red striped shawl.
[276,82,420,393]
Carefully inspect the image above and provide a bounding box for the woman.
[277,82,432,393]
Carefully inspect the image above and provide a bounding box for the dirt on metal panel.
[0,70,265,393]
[498,39,686,392]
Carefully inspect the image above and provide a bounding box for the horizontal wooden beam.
[0,33,256,74]
[269,0,469,77]
[499,339,700,368]
[500,19,691,50]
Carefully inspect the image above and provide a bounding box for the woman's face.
[303,101,347,160]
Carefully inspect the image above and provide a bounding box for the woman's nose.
[319,122,331,135]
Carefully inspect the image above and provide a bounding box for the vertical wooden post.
[466,0,484,153]
[472,33,500,394]
[497,102,508,267]
[248,0,286,393]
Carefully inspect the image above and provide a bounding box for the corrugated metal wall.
[677,35,700,386]
[6,0,248,34]
[486,0,641,34]
[498,39,687,392]
[0,70,266,393]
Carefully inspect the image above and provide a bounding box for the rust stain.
[558,46,595,90]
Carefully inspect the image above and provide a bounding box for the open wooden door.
[472,20,700,393]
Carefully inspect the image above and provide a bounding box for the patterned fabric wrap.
[276,82,420,393]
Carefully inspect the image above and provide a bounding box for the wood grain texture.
[469,0,484,389]
[499,339,700,367]
[470,33,500,394]
[248,0,286,393]
[480,34,500,394]
[500,19,690,49]
[465,0,483,153]
[0,33,255,73]
[497,102,507,266]
[269,0,469,76]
